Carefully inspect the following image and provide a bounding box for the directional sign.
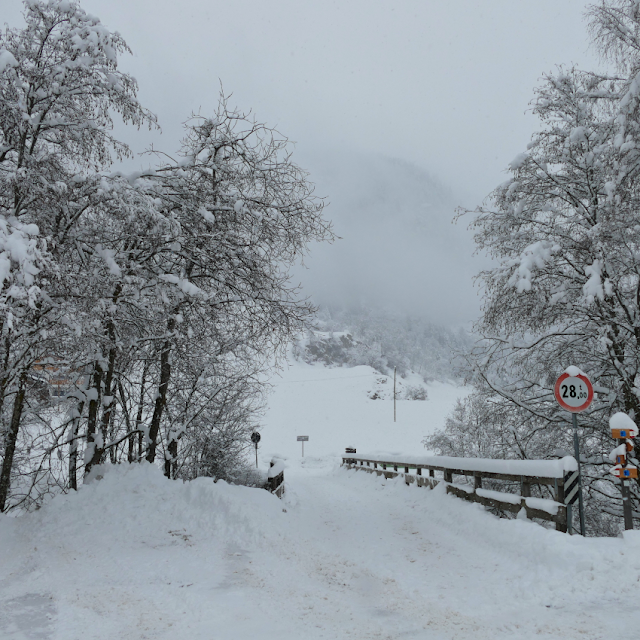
[612,429,635,439]
[297,436,309,441]
[554,371,594,413]
[610,465,638,479]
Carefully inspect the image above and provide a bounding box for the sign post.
[554,367,594,536]
[608,413,638,531]
[297,435,309,457]
[250,432,261,468]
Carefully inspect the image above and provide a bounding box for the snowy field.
[1,461,639,639]
[259,357,467,463]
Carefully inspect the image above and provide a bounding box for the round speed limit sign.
[554,369,594,413]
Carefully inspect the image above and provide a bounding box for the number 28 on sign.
[554,369,594,413]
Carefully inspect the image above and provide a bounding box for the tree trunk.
[134,361,149,462]
[146,318,175,464]
[84,363,103,478]
[0,371,28,512]
[164,437,178,479]
[68,399,84,491]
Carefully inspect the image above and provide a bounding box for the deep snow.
[2,358,638,639]
[1,461,639,639]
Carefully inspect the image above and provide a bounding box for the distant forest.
[304,306,471,382]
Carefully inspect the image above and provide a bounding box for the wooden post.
[444,469,452,483]
[429,469,435,478]
[474,473,482,490]
[417,468,422,476]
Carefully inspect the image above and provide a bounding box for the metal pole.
[621,478,634,530]
[567,504,573,535]
[572,413,586,536]
[619,436,634,530]
[302,440,304,457]
[394,367,396,423]
[255,443,258,468]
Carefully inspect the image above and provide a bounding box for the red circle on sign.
[554,372,594,413]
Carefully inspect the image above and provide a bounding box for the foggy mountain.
[293,151,483,328]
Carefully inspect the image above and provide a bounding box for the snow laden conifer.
[427,0,640,534]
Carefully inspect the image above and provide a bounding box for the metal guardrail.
[342,455,568,532]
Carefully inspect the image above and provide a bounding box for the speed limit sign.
[554,368,594,413]
[554,367,593,536]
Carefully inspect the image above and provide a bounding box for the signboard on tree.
[553,367,594,413]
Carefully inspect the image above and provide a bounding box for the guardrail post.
[474,473,482,490]
[444,469,452,483]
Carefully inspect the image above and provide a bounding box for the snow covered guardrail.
[266,459,285,498]
[342,454,579,533]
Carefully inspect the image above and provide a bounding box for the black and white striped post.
[563,468,580,535]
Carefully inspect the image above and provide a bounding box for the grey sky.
[4,0,601,324]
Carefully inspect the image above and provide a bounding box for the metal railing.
[342,454,571,532]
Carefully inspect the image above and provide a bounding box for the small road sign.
[554,371,594,413]
[610,465,638,479]
[251,432,261,468]
[297,435,309,457]
[612,429,634,439]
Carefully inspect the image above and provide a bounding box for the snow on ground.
[1,460,639,639]
[260,356,468,464]
[2,359,636,638]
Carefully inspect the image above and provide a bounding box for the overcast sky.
[4,0,603,325]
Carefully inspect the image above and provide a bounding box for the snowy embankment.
[1,461,639,639]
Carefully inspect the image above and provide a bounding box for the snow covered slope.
[1,461,639,639]
[260,355,467,464]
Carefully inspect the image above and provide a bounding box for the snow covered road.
[250,459,640,639]
[1,460,639,639]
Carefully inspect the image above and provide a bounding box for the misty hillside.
[300,306,472,383]
[295,153,482,327]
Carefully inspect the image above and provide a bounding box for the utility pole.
[394,366,396,423]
